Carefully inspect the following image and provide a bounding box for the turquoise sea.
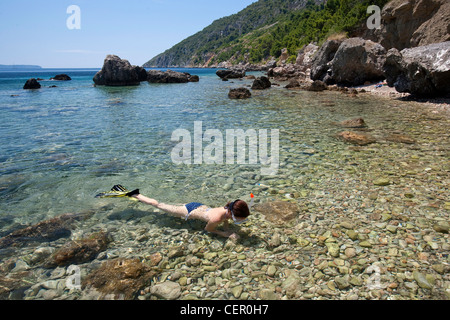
[0,68,281,225]
[0,67,448,231]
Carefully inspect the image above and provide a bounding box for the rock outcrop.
[370,0,450,51]
[310,39,343,83]
[147,70,199,83]
[311,38,386,86]
[93,55,146,86]
[23,78,41,89]
[296,43,319,73]
[383,41,450,96]
[330,38,386,86]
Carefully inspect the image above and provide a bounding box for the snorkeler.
[96,185,250,239]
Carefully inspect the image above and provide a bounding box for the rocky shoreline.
[216,38,450,101]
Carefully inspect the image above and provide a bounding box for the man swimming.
[96,185,250,239]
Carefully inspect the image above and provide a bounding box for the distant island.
[0,65,42,71]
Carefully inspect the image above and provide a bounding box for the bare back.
[188,206,226,223]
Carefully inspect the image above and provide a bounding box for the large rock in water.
[383,41,450,96]
[216,69,246,80]
[147,70,198,83]
[50,74,71,81]
[228,87,251,99]
[93,55,146,86]
[23,78,41,89]
[330,38,386,86]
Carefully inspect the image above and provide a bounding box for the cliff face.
[368,0,450,50]
[143,0,325,68]
[144,0,450,68]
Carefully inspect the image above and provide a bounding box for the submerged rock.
[82,258,157,300]
[0,212,93,249]
[253,201,299,225]
[433,221,449,234]
[413,271,434,290]
[385,134,416,144]
[45,231,111,267]
[383,41,450,96]
[337,131,376,146]
[228,87,251,99]
[337,118,367,128]
[150,281,181,300]
[23,78,41,89]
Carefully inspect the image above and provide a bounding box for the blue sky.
[0,0,257,68]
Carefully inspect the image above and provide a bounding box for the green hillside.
[143,0,390,67]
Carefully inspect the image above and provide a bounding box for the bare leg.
[134,194,188,218]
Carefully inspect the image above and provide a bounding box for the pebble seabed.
[0,86,449,301]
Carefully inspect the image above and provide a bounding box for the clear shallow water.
[0,68,449,230]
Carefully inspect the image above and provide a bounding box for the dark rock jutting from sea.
[50,74,72,81]
[93,55,200,87]
[93,55,147,86]
[23,78,41,90]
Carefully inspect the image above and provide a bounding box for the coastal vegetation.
[144,0,390,67]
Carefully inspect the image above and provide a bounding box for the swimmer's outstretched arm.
[205,220,236,238]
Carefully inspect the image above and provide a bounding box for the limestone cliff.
[364,0,450,50]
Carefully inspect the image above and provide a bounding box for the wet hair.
[225,199,250,218]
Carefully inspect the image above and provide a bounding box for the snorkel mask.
[228,200,248,225]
